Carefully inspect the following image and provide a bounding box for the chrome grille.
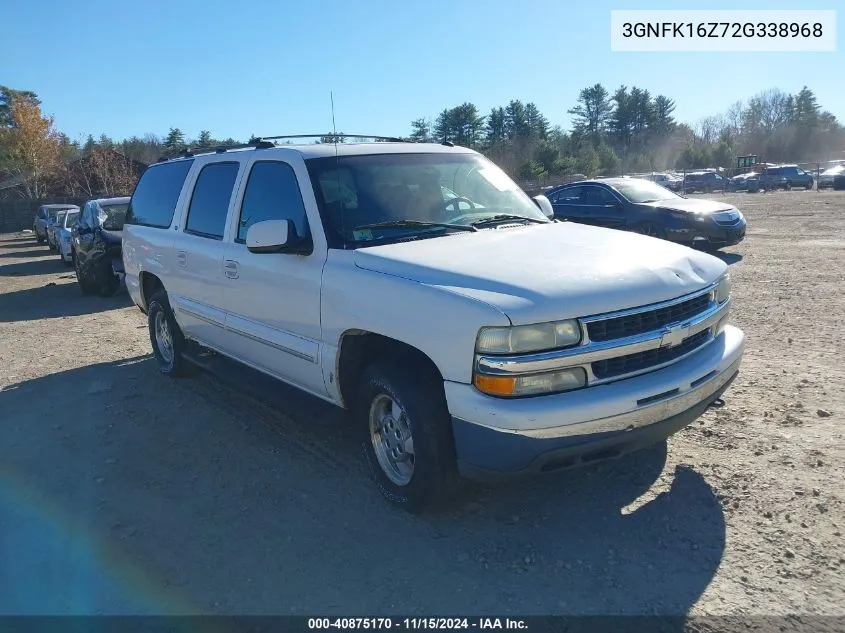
[592,329,711,380]
[586,292,711,342]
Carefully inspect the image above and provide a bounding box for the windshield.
[98,203,128,231]
[64,211,79,228]
[613,179,681,204]
[306,153,546,248]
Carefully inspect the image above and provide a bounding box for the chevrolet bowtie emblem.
[660,323,691,348]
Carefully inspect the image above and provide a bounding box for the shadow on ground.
[0,256,72,277]
[0,355,726,618]
[0,280,131,322]
[715,252,743,265]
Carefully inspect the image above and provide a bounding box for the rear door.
[549,186,587,222]
[219,156,328,397]
[167,159,244,352]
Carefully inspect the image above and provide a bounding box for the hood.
[353,222,727,325]
[644,197,735,215]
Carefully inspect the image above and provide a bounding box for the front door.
[221,159,327,398]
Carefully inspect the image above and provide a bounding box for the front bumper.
[446,325,744,478]
[666,218,746,247]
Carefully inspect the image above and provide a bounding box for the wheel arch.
[335,330,445,410]
[139,271,165,313]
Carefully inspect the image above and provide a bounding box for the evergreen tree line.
[2,83,844,201]
[406,85,845,181]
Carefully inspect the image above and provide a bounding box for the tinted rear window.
[126,160,194,228]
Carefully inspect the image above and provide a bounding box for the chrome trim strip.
[224,322,317,364]
[480,357,741,439]
[176,305,225,327]
[476,297,730,376]
[579,281,718,324]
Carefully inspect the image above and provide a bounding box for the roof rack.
[256,133,405,143]
[154,133,419,163]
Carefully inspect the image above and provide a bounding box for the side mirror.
[532,195,555,219]
[246,219,311,254]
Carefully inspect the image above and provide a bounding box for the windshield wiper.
[352,220,478,233]
[469,214,548,227]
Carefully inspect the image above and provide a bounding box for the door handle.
[176,251,187,268]
[224,259,239,279]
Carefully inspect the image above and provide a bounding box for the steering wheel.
[442,196,477,223]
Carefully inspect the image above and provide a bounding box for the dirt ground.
[0,190,843,621]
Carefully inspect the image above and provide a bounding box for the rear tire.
[357,359,459,513]
[37,231,44,244]
[147,289,189,377]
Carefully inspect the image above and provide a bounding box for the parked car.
[727,172,758,192]
[32,204,79,244]
[55,208,80,266]
[643,173,682,192]
[682,171,726,193]
[71,197,130,296]
[759,165,814,190]
[46,209,70,252]
[818,165,845,190]
[547,177,746,250]
[122,141,743,512]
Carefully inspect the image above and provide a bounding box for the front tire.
[74,251,95,295]
[635,222,666,240]
[358,360,458,513]
[147,289,189,377]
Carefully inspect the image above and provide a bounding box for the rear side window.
[185,162,240,240]
[554,186,584,203]
[237,161,309,243]
[126,160,193,228]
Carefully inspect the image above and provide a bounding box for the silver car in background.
[32,204,79,244]
[818,165,845,190]
[56,209,80,266]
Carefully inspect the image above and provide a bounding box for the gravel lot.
[1,190,843,621]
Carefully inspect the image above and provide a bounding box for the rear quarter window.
[125,159,194,228]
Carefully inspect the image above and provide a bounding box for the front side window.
[98,203,129,231]
[185,162,240,240]
[64,211,79,228]
[306,153,547,248]
[237,161,309,243]
[54,211,67,226]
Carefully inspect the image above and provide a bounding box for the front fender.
[321,250,510,385]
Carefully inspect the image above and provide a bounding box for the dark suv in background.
[759,165,814,190]
[682,171,726,194]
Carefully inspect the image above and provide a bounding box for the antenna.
[330,91,338,144]
[331,91,346,247]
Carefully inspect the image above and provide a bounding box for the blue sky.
[5,0,843,143]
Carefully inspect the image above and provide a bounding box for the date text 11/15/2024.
[308,618,527,630]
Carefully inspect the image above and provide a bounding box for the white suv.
[122,139,744,511]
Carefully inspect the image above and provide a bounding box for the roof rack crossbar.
[257,134,405,142]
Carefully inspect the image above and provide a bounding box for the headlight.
[712,274,731,304]
[474,367,587,397]
[476,320,581,354]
